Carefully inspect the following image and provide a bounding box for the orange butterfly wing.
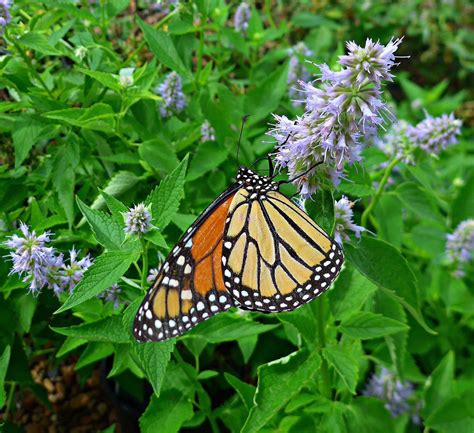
[133,189,237,342]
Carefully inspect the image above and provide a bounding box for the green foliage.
[0,1,472,432]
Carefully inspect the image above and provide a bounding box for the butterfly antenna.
[236,114,250,169]
[278,159,325,185]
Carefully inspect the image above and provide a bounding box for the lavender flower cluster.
[287,42,314,107]
[0,0,11,31]
[4,223,92,296]
[156,71,186,118]
[446,219,474,278]
[377,113,462,162]
[363,367,420,423]
[124,203,152,235]
[334,196,365,244]
[201,120,216,142]
[233,2,251,34]
[269,38,402,197]
[4,223,122,307]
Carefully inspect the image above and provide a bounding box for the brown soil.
[1,357,119,433]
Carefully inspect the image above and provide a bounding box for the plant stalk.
[141,237,148,289]
[361,156,401,227]
[316,298,331,399]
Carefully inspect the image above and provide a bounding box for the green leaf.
[139,138,179,175]
[346,396,395,433]
[76,197,124,250]
[51,316,130,344]
[452,173,474,225]
[138,19,191,80]
[77,67,122,92]
[322,346,358,394]
[43,103,116,132]
[12,115,50,167]
[424,351,455,416]
[345,236,435,335]
[91,171,140,211]
[329,267,377,322]
[425,398,474,433]
[0,345,11,408]
[139,390,194,433]
[395,182,441,222]
[187,140,229,181]
[224,373,256,411]
[244,62,289,125]
[242,351,320,433]
[144,230,168,249]
[189,314,279,344]
[55,251,137,313]
[373,194,403,248]
[338,311,408,339]
[100,190,128,224]
[305,189,334,235]
[56,337,87,358]
[277,304,317,346]
[147,155,189,230]
[53,143,78,228]
[18,31,62,55]
[132,341,175,397]
[76,342,114,370]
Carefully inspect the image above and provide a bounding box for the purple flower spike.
[334,196,365,244]
[124,203,152,235]
[233,2,251,34]
[98,283,122,309]
[201,120,216,142]
[269,38,401,197]
[0,0,11,30]
[156,72,186,118]
[446,219,474,278]
[288,42,314,107]
[4,223,58,294]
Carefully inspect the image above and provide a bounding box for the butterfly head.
[237,166,279,195]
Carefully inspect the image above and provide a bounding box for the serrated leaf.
[277,303,317,346]
[189,314,278,344]
[425,398,474,433]
[56,337,87,358]
[329,267,377,321]
[345,236,435,335]
[55,251,137,313]
[139,390,194,433]
[76,342,114,370]
[91,171,140,211]
[51,316,130,344]
[0,345,11,408]
[242,350,320,433]
[138,19,191,80]
[12,115,50,167]
[147,155,189,230]
[100,190,128,225]
[322,346,358,394]
[224,373,256,411]
[338,312,408,339]
[18,31,62,55]
[424,351,455,416]
[76,196,124,250]
[77,67,122,92]
[305,189,334,235]
[132,341,175,397]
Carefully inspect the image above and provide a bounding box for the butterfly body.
[134,166,343,342]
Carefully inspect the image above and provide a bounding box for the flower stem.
[140,237,148,290]
[4,381,16,421]
[361,157,401,227]
[315,298,331,399]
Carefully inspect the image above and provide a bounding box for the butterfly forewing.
[221,168,343,312]
[133,188,238,342]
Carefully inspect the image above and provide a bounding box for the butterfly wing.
[221,189,343,312]
[133,187,238,342]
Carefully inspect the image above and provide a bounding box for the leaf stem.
[141,237,148,289]
[9,37,54,99]
[316,298,331,399]
[361,157,401,227]
[4,381,16,421]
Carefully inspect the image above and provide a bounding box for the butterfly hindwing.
[221,168,343,312]
[133,188,238,342]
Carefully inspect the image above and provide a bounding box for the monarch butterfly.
[133,157,344,342]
